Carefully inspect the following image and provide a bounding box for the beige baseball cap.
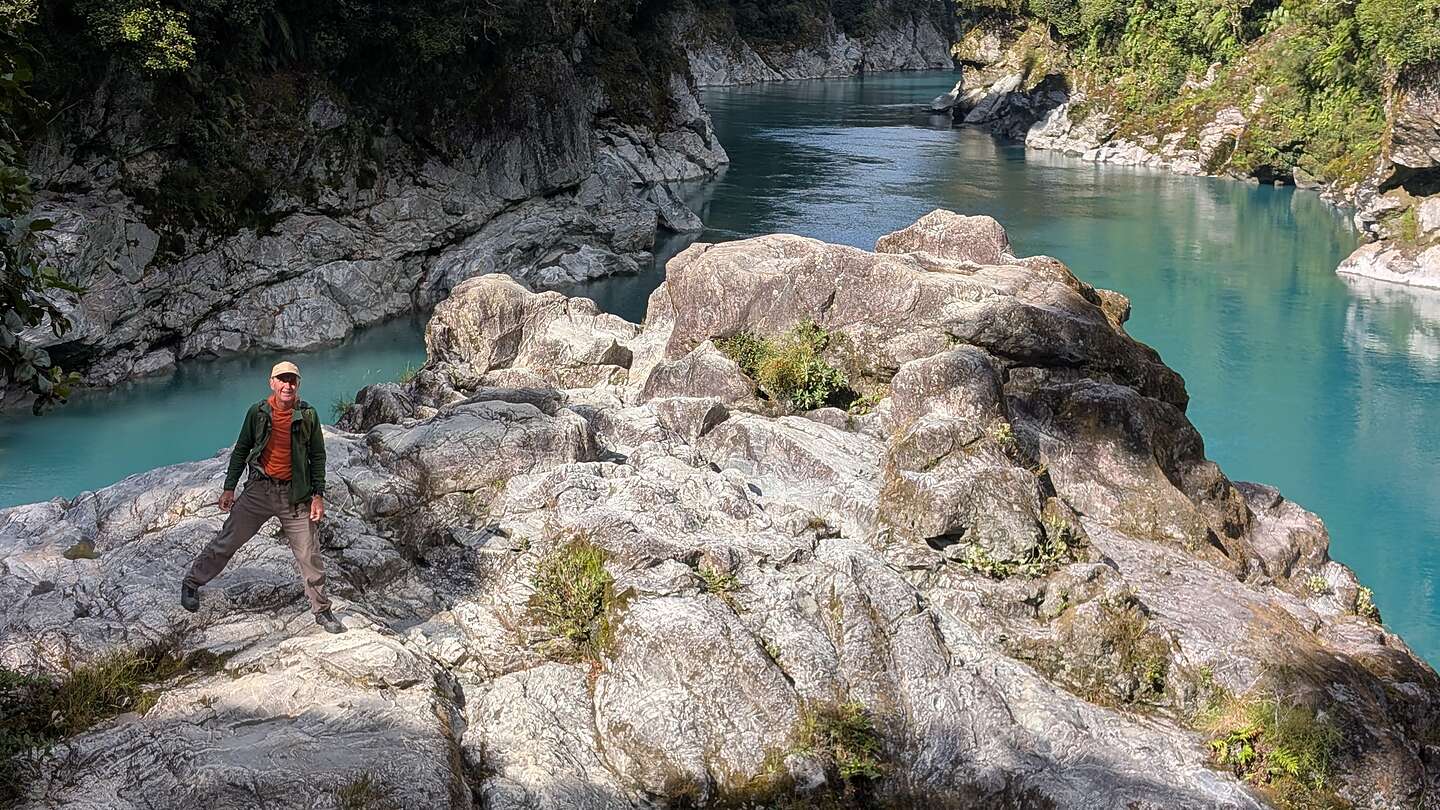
[270,361,301,380]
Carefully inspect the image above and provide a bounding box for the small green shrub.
[846,386,887,416]
[988,419,1017,450]
[1355,586,1381,622]
[1305,575,1331,597]
[958,516,1080,580]
[715,332,771,377]
[800,700,885,782]
[1100,601,1170,702]
[528,537,615,662]
[697,564,740,600]
[331,396,356,421]
[1202,695,1342,809]
[716,321,857,412]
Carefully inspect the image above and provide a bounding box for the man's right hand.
[219,490,236,512]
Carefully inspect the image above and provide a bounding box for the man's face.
[270,373,299,405]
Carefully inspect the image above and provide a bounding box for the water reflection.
[1342,275,1440,373]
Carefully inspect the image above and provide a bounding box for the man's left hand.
[310,496,325,523]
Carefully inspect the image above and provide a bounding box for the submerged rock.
[2,211,1437,809]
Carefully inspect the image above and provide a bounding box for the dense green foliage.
[0,0,81,414]
[971,0,1439,185]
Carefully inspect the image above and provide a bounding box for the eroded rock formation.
[3,212,1436,809]
[674,7,953,87]
[25,64,726,390]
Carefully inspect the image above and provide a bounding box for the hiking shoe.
[315,610,345,634]
[180,581,200,613]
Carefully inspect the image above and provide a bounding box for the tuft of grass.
[1354,586,1381,622]
[335,771,399,810]
[397,363,421,385]
[527,537,616,662]
[1201,694,1343,810]
[1390,205,1420,245]
[988,419,1016,449]
[799,700,886,782]
[1100,601,1170,703]
[846,386,887,416]
[697,564,741,604]
[1,644,194,803]
[331,396,356,421]
[62,541,99,560]
[714,332,770,376]
[717,321,857,412]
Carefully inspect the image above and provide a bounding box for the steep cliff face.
[1337,64,1440,288]
[24,51,726,389]
[673,2,954,86]
[946,21,1350,191]
[3,212,1436,809]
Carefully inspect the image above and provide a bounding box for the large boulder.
[426,273,639,390]
[651,211,1186,406]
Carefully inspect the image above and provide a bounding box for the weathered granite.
[22,62,726,392]
[677,7,953,87]
[3,212,1437,809]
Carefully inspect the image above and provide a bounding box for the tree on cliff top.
[1,0,82,414]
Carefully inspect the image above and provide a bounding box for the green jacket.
[223,399,326,505]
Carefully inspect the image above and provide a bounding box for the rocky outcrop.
[22,59,726,391]
[4,211,1437,809]
[948,25,1440,292]
[1338,63,1440,289]
[675,7,953,87]
[948,23,1269,183]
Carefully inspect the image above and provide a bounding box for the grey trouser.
[185,476,331,614]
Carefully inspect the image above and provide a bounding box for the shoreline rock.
[675,7,954,87]
[21,63,727,393]
[4,210,1436,809]
[945,23,1440,296]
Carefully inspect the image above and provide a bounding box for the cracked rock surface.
[4,211,1439,809]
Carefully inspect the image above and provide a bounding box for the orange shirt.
[261,395,294,479]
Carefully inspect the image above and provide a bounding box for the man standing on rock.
[180,361,344,634]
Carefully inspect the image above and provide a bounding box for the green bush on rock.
[799,700,886,782]
[1202,694,1343,810]
[717,321,858,412]
[528,536,616,662]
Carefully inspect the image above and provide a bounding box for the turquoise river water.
[4,71,1438,665]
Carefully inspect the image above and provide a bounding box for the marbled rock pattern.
[3,212,1438,809]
